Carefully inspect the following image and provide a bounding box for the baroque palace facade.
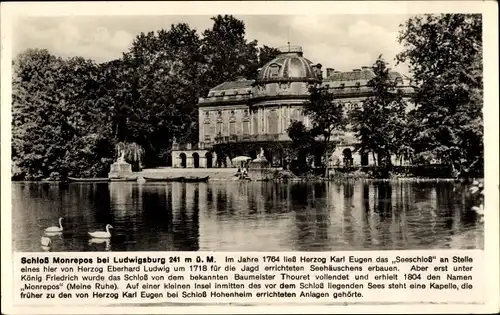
[171,45,414,169]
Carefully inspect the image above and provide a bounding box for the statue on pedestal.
[258,148,265,160]
[117,150,126,163]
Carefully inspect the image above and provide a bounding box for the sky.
[13,14,413,74]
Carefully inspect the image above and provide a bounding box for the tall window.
[204,122,211,141]
[291,109,300,122]
[242,120,250,135]
[229,121,236,135]
[267,110,279,134]
[216,121,223,135]
[253,114,259,134]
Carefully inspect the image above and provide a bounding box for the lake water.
[12,181,483,252]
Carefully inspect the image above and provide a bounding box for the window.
[253,115,259,134]
[243,120,250,135]
[267,110,279,134]
[216,122,223,135]
[269,64,279,78]
[339,83,345,89]
[204,122,211,141]
[229,121,236,135]
[355,82,360,88]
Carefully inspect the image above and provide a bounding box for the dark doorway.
[205,152,213,168]
[192,153,200,168]
[180,153,187,168]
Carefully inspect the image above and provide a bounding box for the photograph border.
[1,1,498,314]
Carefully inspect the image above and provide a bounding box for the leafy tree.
[201,15,259,89]
[303,84,345,176]
[286,120,316,173]
[350,56,407,169]
[12,49,113,179]
[117,23,204,166]
[397,14,483,177]
[258,45,281,66]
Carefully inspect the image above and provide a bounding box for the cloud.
[12,14,411,73]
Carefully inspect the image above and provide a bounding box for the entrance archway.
[179,153,187,168]
[192,153,200,168]
[205,152,213,168]
[342,148,353,167]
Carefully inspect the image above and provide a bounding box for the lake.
[11,181,483,252]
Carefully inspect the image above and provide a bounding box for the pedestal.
[108,161,133,178]
[248,159,272,181]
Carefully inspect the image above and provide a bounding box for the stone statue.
[117,150,126,163]
[258,148,265,159]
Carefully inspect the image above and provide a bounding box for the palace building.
[171,45,414,169]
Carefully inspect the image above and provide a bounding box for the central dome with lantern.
[255,45,322,83]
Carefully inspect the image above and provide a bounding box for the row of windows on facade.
[206,81,383,98]
[203,115,286,140]
[202,102,361,122]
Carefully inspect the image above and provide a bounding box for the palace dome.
[255,45,320,83]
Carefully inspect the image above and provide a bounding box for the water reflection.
[12,181,483,252]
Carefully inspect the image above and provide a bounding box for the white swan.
[41,236,51,247]
[45,217,63,233]
[88,224,113,239]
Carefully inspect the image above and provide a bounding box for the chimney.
[326,68,335,77]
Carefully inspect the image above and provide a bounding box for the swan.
[41,236,51,247]
[88,224,113,239]
[45,217,64,233]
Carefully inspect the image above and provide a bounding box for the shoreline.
[11,177,479,184]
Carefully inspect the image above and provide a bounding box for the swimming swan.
[45,217,64,233]
[88,224,113,239]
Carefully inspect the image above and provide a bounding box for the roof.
[210,79,254,91]
[256,46,320,82]
[326,69,410,82]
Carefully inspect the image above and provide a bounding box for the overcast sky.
[13,14,413,74]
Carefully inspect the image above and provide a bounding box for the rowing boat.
[67,177,109,182]
[109,176,138,182]
[183,176,210,183]
[143,176,185,182]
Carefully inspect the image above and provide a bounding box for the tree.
[397,14,483,177]
[258,45,281,66]
[303,84,345,176]
[117,23,204,166]
[350,56,407,169]
[286,120,316,173]
[12,49,114,179]
[201,15,259,90]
